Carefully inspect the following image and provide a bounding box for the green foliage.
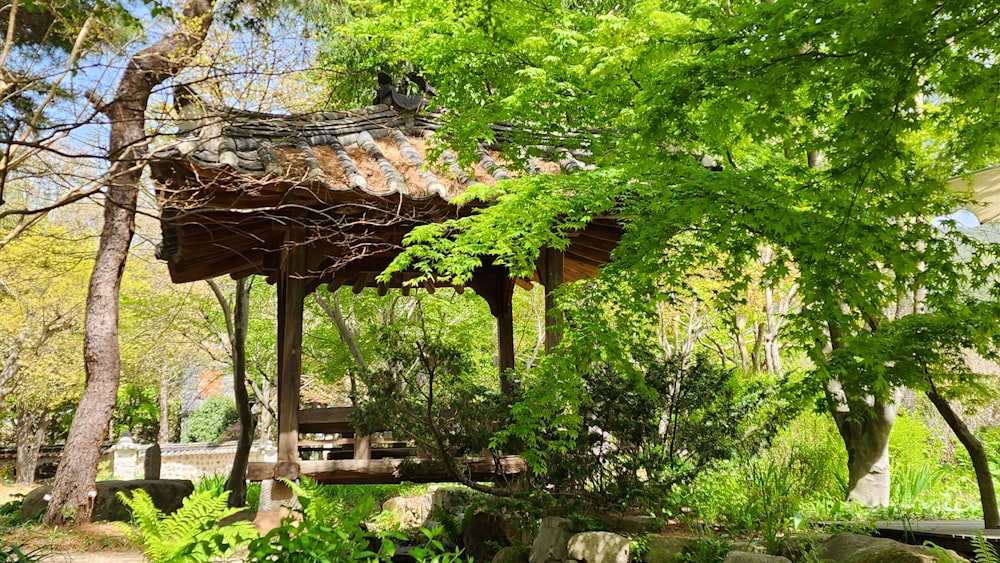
[244,479,384,562]
[118,488,257,563]
[181,395,239,443]
[406,526,465,563]
[543,350,778,508]
[113,383,161,444]
[741,455,820,554]
[676,536,731,563]
[971,534,1000,563]
[0,544,47,563]
[352,312,509,473]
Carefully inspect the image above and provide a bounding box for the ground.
[1,482,139,554]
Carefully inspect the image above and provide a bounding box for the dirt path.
[43,552,145,562]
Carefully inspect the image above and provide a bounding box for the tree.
[44,0,215,525]
[0,227,90,483]
[0,0,138,243]
[206,276,253,507]
[326,0,1000,506]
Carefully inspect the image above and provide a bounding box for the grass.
[0,481,139,554]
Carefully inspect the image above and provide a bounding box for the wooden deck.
[876,520,1000,554]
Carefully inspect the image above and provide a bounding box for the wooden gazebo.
[149,81,622,493]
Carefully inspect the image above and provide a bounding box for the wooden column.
[497,276,516,395]
[273,242,307,498]
[469,265,517,396]
[542,247,564,353]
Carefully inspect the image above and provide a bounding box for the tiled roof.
[150,82,619,289]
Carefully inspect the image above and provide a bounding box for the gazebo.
[149,80,622,493]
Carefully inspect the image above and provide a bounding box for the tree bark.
[826,379,898,507]
[44,0,214,525]
[225,278,252,507]
[926,389,999,528]
[14,405,50,485]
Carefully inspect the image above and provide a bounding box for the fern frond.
[973,533,1000,563]
[119,487,258,563]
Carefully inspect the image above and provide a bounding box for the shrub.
[545,352,781,509]
[181,395,238,443]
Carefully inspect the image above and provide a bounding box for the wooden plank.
[298,407,356,434]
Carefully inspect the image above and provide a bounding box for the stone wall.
[110,434,276,481]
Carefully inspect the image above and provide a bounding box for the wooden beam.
[543,247,564,353]
[298,406,391,435]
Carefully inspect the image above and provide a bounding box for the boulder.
[379,496,429,529]
[529,516,577,563]
[21,479,193,523]
[723,552,792,563]
[818,532,965,563]
[566,531,630,563]
[640,535,699,563]
[464,512,511,563]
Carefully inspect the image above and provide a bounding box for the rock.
[818,532,965,563]
[380,496,421,529]
[775,533,831,561]
[723,551,792,562]
[640,535,699,563]
[464,512,511,563]
[21,479,193,523]
[566,531,630,563]
[493,546,529,563]
[529,516,577,563]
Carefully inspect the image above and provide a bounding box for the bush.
[181,395,238,443]
[544,352,780,509]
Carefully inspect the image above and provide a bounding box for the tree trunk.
[226,278,252,507]
[44,0,214,526]
[927,389,999,528]
[14,405,49,485]
[158,375,171,444]
[827,380,898,507]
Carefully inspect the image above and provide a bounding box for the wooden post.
[353,434,372,461]
[469,265,517,396]
[273,242,307,500]
[497,277,516,396]
[469,265,514,397]
[542,247,564,353]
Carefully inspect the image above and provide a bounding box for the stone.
[723,551,792,563]
[775,533,831,561]
[21,479,193,523]
[529,516,577,563]
[818,532,965,563]
[143,443,161,480]
[493,546,529,563]
[463,512,510,563]
[566,531,631,563]
[640,535,699,563]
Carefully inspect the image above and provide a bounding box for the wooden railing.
[247,406,525,484]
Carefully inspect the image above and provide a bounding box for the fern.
[118,488,258,563]
[973,533,1000,563]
